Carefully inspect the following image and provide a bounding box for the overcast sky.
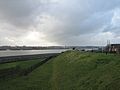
[0,0,120,46]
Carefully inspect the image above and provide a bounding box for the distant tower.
[107,40,110,46]
[107,40,111,52]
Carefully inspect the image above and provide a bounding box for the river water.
[0,49,68,57]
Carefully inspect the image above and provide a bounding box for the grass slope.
[0,51,120,90]
[0,59,43,70]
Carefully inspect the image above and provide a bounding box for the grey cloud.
[39,0,119,45]
[103,8,120,37]
[0,0,45,28]
[0,0,120,46]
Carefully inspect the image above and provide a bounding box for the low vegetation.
[0,60,42,70]
[0,51,120,90]
[0,59,45,79]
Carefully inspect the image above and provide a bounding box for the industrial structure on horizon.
[106,44,120,54]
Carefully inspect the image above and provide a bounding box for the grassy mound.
[0,51,120,90]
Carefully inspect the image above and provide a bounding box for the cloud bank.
[0,0,120,46]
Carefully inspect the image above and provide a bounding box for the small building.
[106,44,120,54]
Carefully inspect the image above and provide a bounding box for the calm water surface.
[0,49,68,57]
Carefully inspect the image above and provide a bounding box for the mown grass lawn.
[0,50,120,90]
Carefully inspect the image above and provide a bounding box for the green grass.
[0,59,43,70]
[0,51,120,90]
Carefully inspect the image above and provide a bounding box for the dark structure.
[106,44,120,54]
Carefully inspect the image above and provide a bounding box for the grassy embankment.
[0,59,45,79]
[0,60,41,70]
[0,51,120,90]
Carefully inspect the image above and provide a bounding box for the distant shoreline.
[0,46,69,51]
[0,48,68,51]
[0,53,59,64]
[0,49,68,57]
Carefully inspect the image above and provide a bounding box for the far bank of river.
[0,49,69,57]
